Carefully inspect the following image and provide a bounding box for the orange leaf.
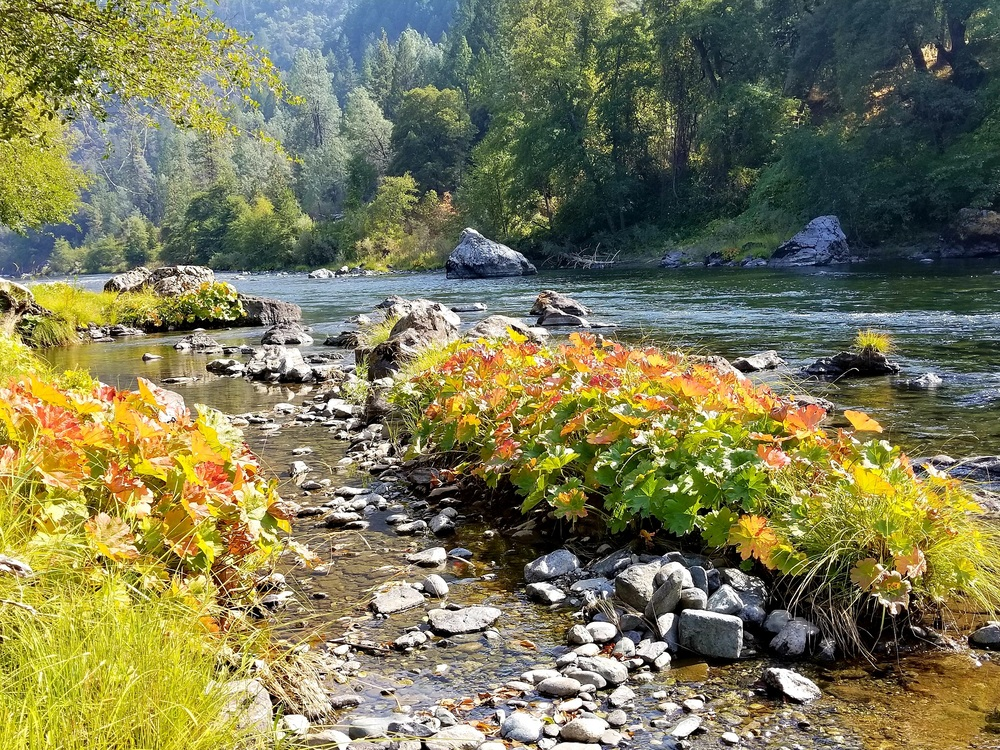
[844,409,883,433]
[757,444,791,470]
[894,546,927,579]
[728,515,779,567]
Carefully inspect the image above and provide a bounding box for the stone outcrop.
[769,216,850,267]
[105,265,214,296]
[955,208,1000,244]
[0,278,43,316]
[103,267,152,294]
[237,294,303,326]
[368,300,460,380]
[803,351,900,379]
[446,228,537,280]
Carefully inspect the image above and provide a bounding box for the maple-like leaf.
[870,570,912,615]
[849,558,886,590]
[894,546,927,579]
[784,403,826,435]
[757,444,791,470]
[844,409,884,433]
[852,466,897,497]
[85,512,140,562]
[728,514,779,567]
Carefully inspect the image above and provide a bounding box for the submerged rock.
[427,606,502,635]
[763,667,822,703]
[446,228,537,279]
[371,584,424,615]
[769,216,850,267]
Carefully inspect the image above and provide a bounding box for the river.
[36,260,1000,749]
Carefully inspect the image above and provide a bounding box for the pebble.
[537,676,583,697]
[422,574,449,598]
[669,715,703,738]
[407,547,447,566]
[586,621,618,643]
[527,582,568,604]
[722,731,741,745]
[608,686,636,708]
[607,709,628,727]
[501,712,544,743]
[560,717,609,743]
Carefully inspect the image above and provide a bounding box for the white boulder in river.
[446,228,537,279]
[769,216,850,267]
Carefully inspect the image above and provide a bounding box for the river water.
[37,261,1000,749]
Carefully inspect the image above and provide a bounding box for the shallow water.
[37,261,1000,748]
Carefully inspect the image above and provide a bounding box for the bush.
[158,281,244,328]
[397,335,1000,643]
[0,374,297,599]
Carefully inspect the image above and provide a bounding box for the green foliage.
[398,335,1000,642]
[356,315,401,349]
[854,329,893,355]
[159,282,245,328]
[0,331,48,379]
[390,86,475,193]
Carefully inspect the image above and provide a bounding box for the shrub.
[397,334,1000,642]
[0,374,298,600]
[158,281,244,328]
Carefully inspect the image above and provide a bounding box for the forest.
[1,0,998,273]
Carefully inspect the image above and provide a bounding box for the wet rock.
[371,585,425,615]
[324,512,362,527]
[563,669,606,691]
[262,324,314,346]
[174,333,223,353]
[427,606,502,635]
[769,216,850,267]
[502,712,544,743]
[608,685,636,708]
[246,346,315,383]
[660,250,686,268]
[537,676,583,697]
[969,622,1000,650]
[309,268,336,279]
[536,308,590,328]
[422,574,449,598]
[721,731,740,746]
[570,579,615,597]
[530,290,591,318]
[615,563,661,612]
[568,624,595,645]
[395,520,428,535]
[450,302,487,313]
[732,350,785,373]
[679,611,743,659]
[669,715,703,738]
[429,513,456,536]
[763,609,791,634]
[446,228,537,279]
[141,353,162,361]
[345,716,392,740]
[527,582,567,605]
[525,549,581,583]
[424,724,486,750]
[560,718,609,743]
[803,350,900,379]
[763,667,822,703]
[206,358,245,376]
[302,729,352,748]
[393,631,429,650]
[406,547,447,567]
[770,618,820,657]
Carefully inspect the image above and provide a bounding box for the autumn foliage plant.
[0,374,295,601]
[397,333,1000,641]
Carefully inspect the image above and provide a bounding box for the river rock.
[763,667,822,703]
[427,606,502,635]
[527,582,567,605]
[309,268,336,279]
[104,267,152,294]
[174,333,223,353]
[615,563,662,612]
[219,679,274,733]
[732,350,785,373]
[446,228,537,279]
[679,611,743,659]
[660,250,686,268]
[237,294,303,326]
[502,712,544,743]
[560,718,609,743]
[371,585,424,615]
[537,676,583,697]
[246,346,315,383]
[669,715,703,738]
[574,656,628,686]
[525,549,580,582]
[530,290,591,317]
[302,729,351,748]
[803,350,900,379]
[763,609,791,634]
[467,315,544,343]
[262,324,314,346]
[150,265,215,296]
[407,547,447,567]
[770,617,820,657]
[425,724,486,750]
[586,621,618,643]
[206,358,245,376]
[345,716,392,740]
[707,585,743,616]
[969,622,1000,650]
[369,300,460,379]
[536,308,591,327]
[422,574,449,598]
[769,216,850,267]
[428,513,456,536]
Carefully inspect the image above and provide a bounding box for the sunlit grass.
[854,328,893,354]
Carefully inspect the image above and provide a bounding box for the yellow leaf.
[852,466,896,497]
[844,409,883,433]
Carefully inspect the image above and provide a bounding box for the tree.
[390,86,474,193]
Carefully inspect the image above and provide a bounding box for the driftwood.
[545,248,620,270]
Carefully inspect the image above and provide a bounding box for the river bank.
[29,266,1000,749]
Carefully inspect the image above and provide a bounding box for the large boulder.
[446,228,537,280]
[0,278,43,316]
[769,217,850,267]
[530,291,590,317]
[369,300,460,379]
[238,294,303,326]
[103,267,152,294]
[147,266,215,296]
[803,351,900,379]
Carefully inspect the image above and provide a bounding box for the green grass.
[0,326,49,378]
[25,283,164,347]
[854,328,893,355]
[356,314,400,349]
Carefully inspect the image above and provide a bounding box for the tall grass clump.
[854,328,893,354]
[357,314,400,349]
[396,333,1000,649]
[0,327,48,379]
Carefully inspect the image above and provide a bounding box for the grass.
[0,468,270,750]
[854,328,893,355]
[356,314,400,349]
[25,283,163,347]
[0,324,49,378]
